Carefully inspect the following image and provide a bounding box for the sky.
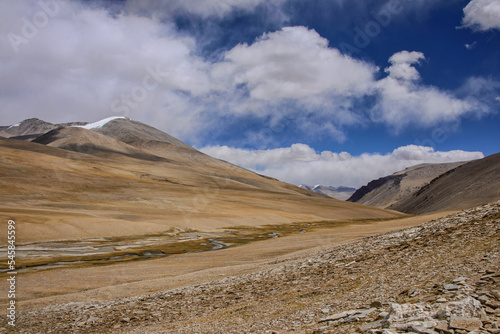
[0,0,499,188]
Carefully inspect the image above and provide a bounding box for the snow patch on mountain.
[74,116,126,130]
[7,123,20,129]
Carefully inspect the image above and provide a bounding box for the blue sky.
[1,0,499,187]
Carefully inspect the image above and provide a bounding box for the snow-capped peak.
[73,116,126,130]
[7,123,20,129]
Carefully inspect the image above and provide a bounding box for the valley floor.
[1,203,499,333]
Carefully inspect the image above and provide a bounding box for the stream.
[0,238,230,274]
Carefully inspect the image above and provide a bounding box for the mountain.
[299,184,356,200]
[347,161,468,208]
[0,118,85,141]
[389,153,500,214]
[0,117,401,245]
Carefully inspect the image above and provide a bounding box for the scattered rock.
[359,320,383,332]
[444,284,462,291]
[319,310,358,322]
[5,201,500,334]
[449,317,483,331]
[453,277,469,284]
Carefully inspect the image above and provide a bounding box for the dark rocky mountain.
[348,162,468,209]
[390,153,500,214]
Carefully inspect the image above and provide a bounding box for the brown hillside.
[0,119,403,245]
[390,153,500,214]
[348,162,468,208]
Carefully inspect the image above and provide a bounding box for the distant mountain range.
[0,117,399,244]
[299,184,356,200]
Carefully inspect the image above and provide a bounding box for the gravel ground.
[2,201,499,334]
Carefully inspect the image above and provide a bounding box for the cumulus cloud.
[462,0,500,31]
[213,26,377,100]
[372,51,485,131]
[384,51,425,81]
[211,43,485,139]
[201,144,484,188]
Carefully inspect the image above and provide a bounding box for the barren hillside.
[348,162,467,208]
[390,153,500,214]
[0,118,401,244]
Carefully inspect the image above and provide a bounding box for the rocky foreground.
[3,202,500,333]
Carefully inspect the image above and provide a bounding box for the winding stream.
[0,238,231,274]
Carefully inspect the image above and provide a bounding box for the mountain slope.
[32,126,170,162]
[389,153,500,214]
[348,162,468,208]
[0,118,403,244]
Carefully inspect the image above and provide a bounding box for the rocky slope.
[6,201,498,333]
[391,153,500,214]
[348,162,467,208]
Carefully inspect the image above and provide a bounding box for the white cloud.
[200,144,484,188]
[0,2,489,145]
[212,44,485,139]
[462,0,500,31]
[0,0,213,138]
[384,51,425,81]
[203,143,321,167]
[372,51,485,131]
[212,26,377,101]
